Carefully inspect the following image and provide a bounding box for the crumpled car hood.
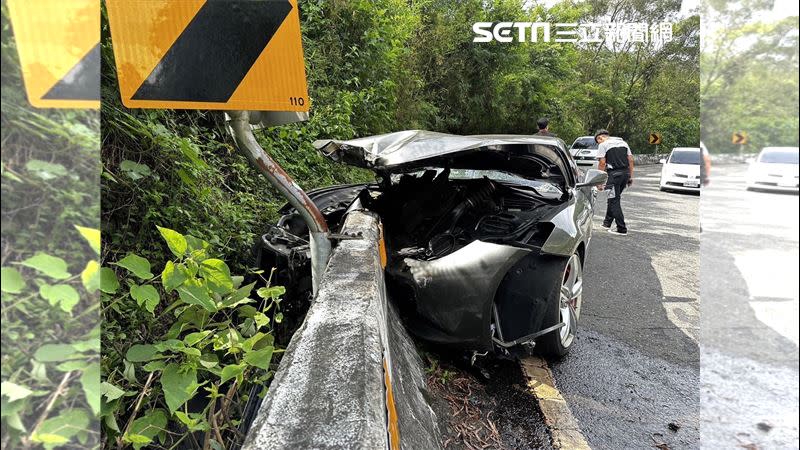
[314,130,570,179]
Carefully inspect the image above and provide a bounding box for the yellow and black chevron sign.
[732,132,748,145]
[648,132,662,145]
[7,0,100,109]
[106,0,310,112]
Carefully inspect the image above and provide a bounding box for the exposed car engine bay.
[365,169,562,261]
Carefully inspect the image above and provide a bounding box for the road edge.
[520,356,591,450]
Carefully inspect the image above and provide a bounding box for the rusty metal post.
[227,110,331,294]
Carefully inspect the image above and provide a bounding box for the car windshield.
[759,150,799,164]
[571,137,597,150]
[448,169,563,199]
[669,150,701,165]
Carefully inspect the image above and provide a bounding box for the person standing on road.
[535,118,556,137]
[595,129,634,235]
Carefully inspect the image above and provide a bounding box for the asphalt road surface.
[550,164,702,449]
[699,163,798,449]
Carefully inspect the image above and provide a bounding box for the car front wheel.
[538,252,583,358]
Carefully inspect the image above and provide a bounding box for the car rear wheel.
[538,252,583,358]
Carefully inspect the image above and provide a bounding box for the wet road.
[549,164,702,449]
[699,163,798,449]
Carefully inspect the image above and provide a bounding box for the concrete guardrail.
[241,209,441,450]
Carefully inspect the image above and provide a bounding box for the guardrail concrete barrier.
[242,209,441,449]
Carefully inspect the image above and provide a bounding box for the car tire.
[537,252,583,359]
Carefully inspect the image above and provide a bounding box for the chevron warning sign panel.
[106,0,310,112]
[648,132,662,145]
[732,132,748,145]
[7,0,100,108]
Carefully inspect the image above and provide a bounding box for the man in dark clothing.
[535,117,556,137]
[595,129,634,235]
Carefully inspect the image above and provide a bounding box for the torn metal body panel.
[390,241,531,352]
[256,131,605,355]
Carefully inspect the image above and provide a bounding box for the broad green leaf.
[39,284,80,313]
[55,361,90,372]
[253,312,270,329]
[35,344,78,362]
[123,434,151,447]
[126,344,159,362]
[119,160,152,181]
[185,235,209,252]
[31,409,89,449]
[1,267,25,293]
[242,333,273,353]
[74,226,101,255]
[161,261,188,292]
[142,360,167,372]
[219,363,246,385]
[177,284,216,312]
[100,268,120,293]
[72,337,100,353]
[114,254,153,280]
[175,411,208,432]
[221,282,255,308]
[81,260,101,292]
[243,346,274,370]
[19,253,70,279]
[176,347,201,358]
[153,339,185,352]
[156,226,188,258]
[101,382,125,401]
[80,363,101,415]
[1,381,33,402]
[31,360,48,381]
[127,409,167,450]
[25,159,67,180]
[123,361,137,383]
[183,331,211,347]
[130,284,160,314]
[199,352,219,369]
[256,285,286,300]
[199,259,233,294]
[161,364,198,413]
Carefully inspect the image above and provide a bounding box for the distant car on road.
[659,147,702,193]
[569,136,600,170]
[746,147,799,193]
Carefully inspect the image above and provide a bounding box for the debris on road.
[424,353,553,450]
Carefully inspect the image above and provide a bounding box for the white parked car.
[746,147,799,193]
[659,147,702,193]
[569,136,600,170]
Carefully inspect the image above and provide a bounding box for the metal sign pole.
[227,110,331,295]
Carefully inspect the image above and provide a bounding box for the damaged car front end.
[255,131,607,357]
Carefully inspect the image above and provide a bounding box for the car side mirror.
[659,158,666,164]
[576,169,608,188]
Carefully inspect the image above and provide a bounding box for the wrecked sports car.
[255,131,607,357]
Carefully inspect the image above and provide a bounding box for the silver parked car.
[256,131,607,357]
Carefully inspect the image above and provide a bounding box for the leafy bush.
[102,226,283,449]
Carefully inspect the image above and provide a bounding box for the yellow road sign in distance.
[106,0,310,111]
[648,133,662,145]
[7,0,100,108]
[732,132,748,145]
